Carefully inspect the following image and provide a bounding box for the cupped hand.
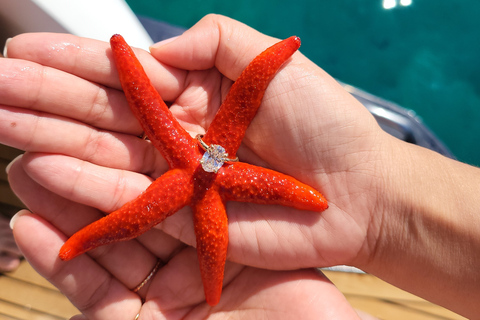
[9,201,358,319]
[1,14,389,318]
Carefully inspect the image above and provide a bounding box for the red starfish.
[59,34,328,306]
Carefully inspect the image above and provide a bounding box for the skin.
[1,14,480,319]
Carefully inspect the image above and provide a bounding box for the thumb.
[149,14,281,81]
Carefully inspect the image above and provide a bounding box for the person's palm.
[147,16,387,270]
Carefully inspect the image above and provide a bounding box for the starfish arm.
[110,34,199,168]
[204,36,301,156]
[59,169,193,260]
[192,189,229,306]
[219,162,328,212]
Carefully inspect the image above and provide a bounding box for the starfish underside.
[59,34,328,306]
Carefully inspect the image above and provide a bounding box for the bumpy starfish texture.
[59,34,328,306]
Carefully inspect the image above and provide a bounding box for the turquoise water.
[127,0,480,166]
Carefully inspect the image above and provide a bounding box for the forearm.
[365,136,480,318]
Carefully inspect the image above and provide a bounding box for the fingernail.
[3,38,11,58]
[9,209,31,230]
[5,154,23,175]
[149,36,179,50]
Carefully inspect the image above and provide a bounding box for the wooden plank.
[0,299,63,320]
[398,300,466,320]
[5,260,56,291]
[324,270,423,302]
[0,313,19,320]
[0,276,78,319]
[0,261,78,319]
[348,295,448,320]
[0,310,18,320]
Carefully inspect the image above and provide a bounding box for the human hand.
[9,208,359,319]
[1,14,390,318]
[2,15,391,271]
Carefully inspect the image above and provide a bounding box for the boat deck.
[0,260,78,319]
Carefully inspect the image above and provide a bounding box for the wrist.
[364,137,480,318]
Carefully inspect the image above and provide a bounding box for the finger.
[8,155,103,235]
[5,34,117,87]
[219,268,360,319]
[5,33,186,102]
[20,152,153,213]
[150,14,281,81]
[140,247,207,314]
[8,160,185,298]
[11,211,141,319]
[0,106,163,174]
[139,246,243,313]
[0,58,139,134]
